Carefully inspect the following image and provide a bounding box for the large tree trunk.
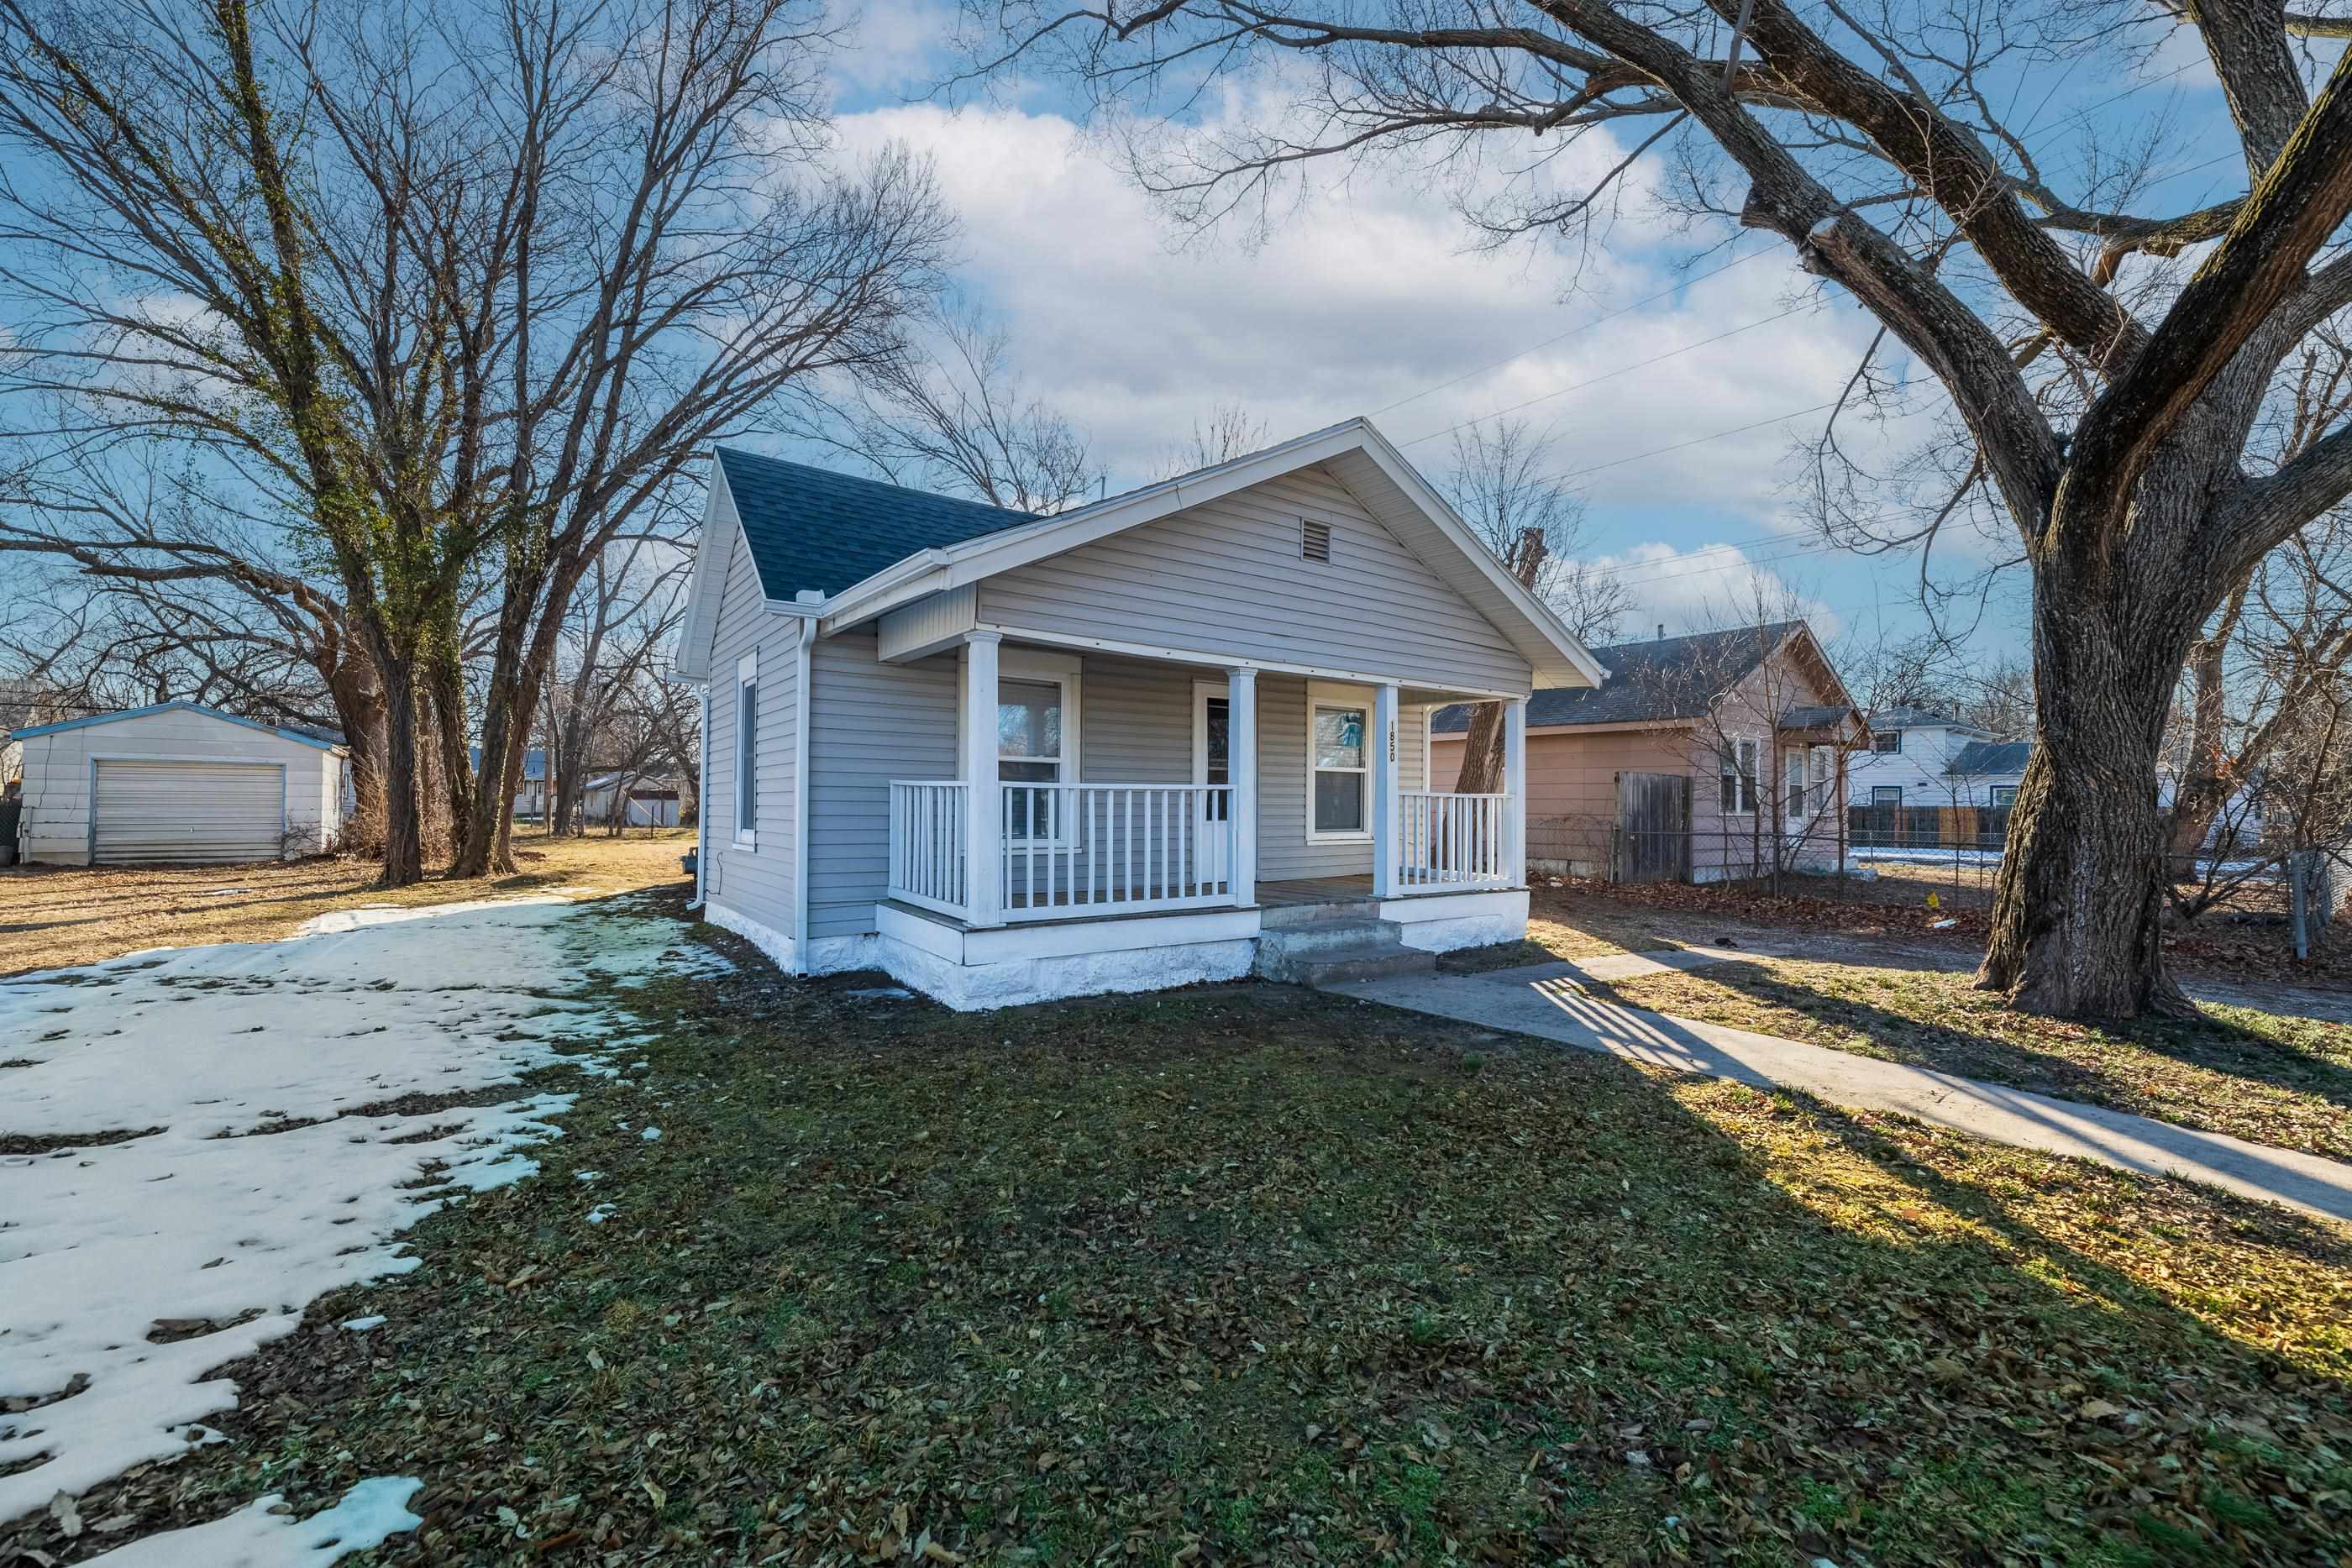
[323,650,386,842]
[1978,587,2193,1017]
[375,656,425,887]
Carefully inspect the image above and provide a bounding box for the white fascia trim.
[814,423,1413,624]
[979,623,1530,701]
[808,417,1604,693]
[790,624,813,974]
[674,462,735,682]
[1344,421,1606,690]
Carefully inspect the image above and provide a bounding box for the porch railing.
[1001,784,1235,920]
[1399,790,1512,889]
[886,780,1237,922]
[887,780,969,918]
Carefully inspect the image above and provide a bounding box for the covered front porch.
[882,632,1529,929]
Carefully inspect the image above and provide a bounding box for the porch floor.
[884,876,1505,934]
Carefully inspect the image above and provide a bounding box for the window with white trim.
[733,650,759,847]
[1782,749,1807,823]
[1309,684,1368,840]
[1989,784,2019,810]
[1719,737,1757,814]
[995,650,1080,841]
[1872,729,1903,754]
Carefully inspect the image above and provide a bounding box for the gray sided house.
[674,419,1604,1009]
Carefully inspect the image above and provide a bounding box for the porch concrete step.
[1261,899,1382,930]
[1262,915,1404,955]
[1255,913,1434,988]
[1289,943,1437,989]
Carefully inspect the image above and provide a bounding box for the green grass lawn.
[1588,957,2352,1162]
[18,894,2351,1567]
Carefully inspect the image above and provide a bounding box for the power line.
[1370,246,1772,419]
[1397,300,1824,448]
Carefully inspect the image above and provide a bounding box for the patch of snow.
[639,1126,662,1142]
[0,899,695,1528]
[585,1204,617,1225]
[82,1476,423,1566]
[339,1315,386,1332]
[846,986,914,1000]
[295,894,575,937]
[574,1170,602,1183]
[201,888,252,898]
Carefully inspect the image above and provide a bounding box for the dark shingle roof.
[1869,705,1979,731]
[1431,621,1805,733]
[716,448,1038,601]
[1947,739,2031,776]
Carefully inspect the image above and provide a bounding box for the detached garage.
[8,701,349,867]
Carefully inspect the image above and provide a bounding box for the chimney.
[1656,623,1665,642]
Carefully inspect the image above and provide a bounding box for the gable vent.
[1300,517,1332,564]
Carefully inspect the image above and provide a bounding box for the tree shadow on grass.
[9,950,2352,1566]
[1579,956,2352,1161]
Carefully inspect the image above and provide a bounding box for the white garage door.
[93,759,283,864]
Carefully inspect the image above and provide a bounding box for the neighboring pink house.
[1432,621,1865,883]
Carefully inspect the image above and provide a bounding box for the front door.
[1193,682,1233,885]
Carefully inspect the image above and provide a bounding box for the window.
[1310,684,1368,839]
[1782,750,1807,823]
[733,650,759,847]
[1809,745,1831,811]
[1719,737,1757,814]
[1872,730,1903,755]
[1989,784,2019,810]
[1871,786,1903,809]
[993,650,1079,840]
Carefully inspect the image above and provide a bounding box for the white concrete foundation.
[1379,889,1528,954]
[875,904,1259,1011]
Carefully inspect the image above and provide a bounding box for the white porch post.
[1372,683,1400,897]
[962,631,1004,927]
[1226,666,1257,909]
[1504,695,1528,886]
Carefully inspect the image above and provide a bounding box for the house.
[469,746,554,819]
[1845,707,2021,810]
[673,418,1604,1009]
[7,700,349,865]
[580,771,684,827]
[1430,621,1865,883]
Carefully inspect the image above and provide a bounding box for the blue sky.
[801,4,2278,666]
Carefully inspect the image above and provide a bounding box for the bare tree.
[0,0,953,884]
[1444,417,1629,791]
[543,539,691,836]
[817,306,1100,513]
[969,0,2352,1016]
[1158,402,1272,478]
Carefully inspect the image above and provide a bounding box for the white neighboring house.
[1846,707,2027,811]
[8,701,349,866]
[580,772,683,827]
[675,418,1604,1011]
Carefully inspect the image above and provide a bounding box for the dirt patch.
[0,830,695,976]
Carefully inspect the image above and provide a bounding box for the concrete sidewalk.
[1336,960,2352,1225]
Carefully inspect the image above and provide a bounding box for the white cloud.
[830,101,1919,523]
[1583,540,1841,641]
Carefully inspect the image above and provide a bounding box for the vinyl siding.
[703,515,799,937]
[806,630,957,941]
[976,466,1531,695]
[15,710,340,866]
